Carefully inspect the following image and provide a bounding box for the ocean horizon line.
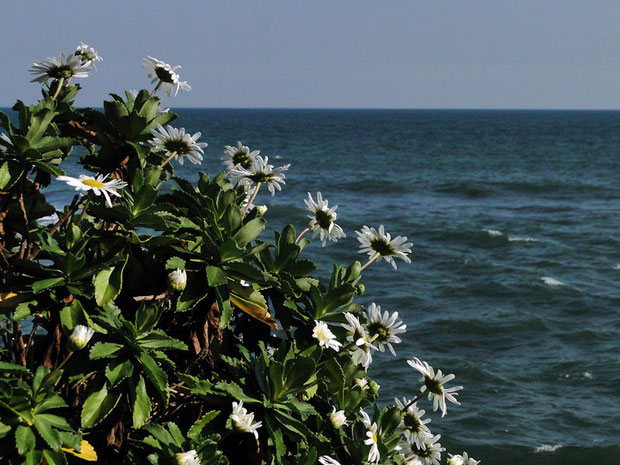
[4,105,620,112]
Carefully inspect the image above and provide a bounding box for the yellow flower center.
[372,432,377,443]
[82,179,105,188]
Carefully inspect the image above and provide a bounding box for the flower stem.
[403,392,424,411]
[295,228,309,243]
[51,78,64,100]
[225,164,238,176]
[77,198,89,224]
[150,81,162,97]
[360,252,380,271]
[242,182,261,217]
[36,352,73,396]
[159,151,177,168]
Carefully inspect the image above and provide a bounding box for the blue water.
[39,109,620,463]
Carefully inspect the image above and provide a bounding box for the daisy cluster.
[30,43,101,84]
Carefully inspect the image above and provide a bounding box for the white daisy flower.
[356,225,412,270]
[75,43,102,69]
[447,452,480,465]
[342,312,375,370]
[175,450,200,465]
[57,174,127,208]
[304,192,346,246]
[149,125,207,166]
[395,398,432,450]
[229,155,289,196]
[365,303,406,356]
[312,320,341,352]
[407,358,463,417]
[142,56,191,97]
[405,434,445,465]
[230,401,262,439]
[318,457,341,465]
[29,52,93,83]
[364,421,380,464]
[329,406,347,429]
[68,325,95,351]
[222,141,260,171]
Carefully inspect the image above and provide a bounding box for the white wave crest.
[508,236,539,242]
[534,444,563,453]
[541,276,564,287]
[482,228,503,237]
[614,264,620,270]
[37,213,59,226]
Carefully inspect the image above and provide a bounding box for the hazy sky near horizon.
[1,1,620,109]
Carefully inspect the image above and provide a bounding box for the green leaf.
[25,450,43,465]
[33,414,62,450]
[206,266,227,287]
[165,257,186,270]
[380,406,403,435]
[213,381,257,403]
[219,238,244,262]
[0,421,11,438]
[93,255,127,306]
[137,352,169,404]
[133,184,158,214]
[15,425,35,456]
[90,342,124,360]
[26,108,56,142]
[105,359,134,387]
[283,357,317,394]
[36,395,68,413]
[59,299,87,331]
[0,361,30,374]
[133,375,151,428]
[187,410,220,439]
[176,272,208,312]
[81,384,121,428]
[136,330,187,351]
[0,162,10,191]
[233,218,266,247]
[41,449,67,465]
[32,277,65,293]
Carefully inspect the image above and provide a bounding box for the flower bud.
[168,268,187,292]
[175,450,201,465]
[255,205,268,216]
[356,284,365,295]
[68,325,94,352]
[368,380,380,397]
[329,406,347,429]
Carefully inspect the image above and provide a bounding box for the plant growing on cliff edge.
[0,45,479,465]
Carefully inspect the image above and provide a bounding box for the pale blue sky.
[2,0,620,109]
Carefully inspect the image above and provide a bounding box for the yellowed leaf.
[62,440,98,461]
[0,292,31,309]
[230,291,277,330]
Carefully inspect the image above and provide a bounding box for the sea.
[20,108,620,464]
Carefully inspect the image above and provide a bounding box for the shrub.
[0,45,477,465]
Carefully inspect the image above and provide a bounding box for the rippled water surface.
[41,109,620,464]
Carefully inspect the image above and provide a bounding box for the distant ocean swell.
[9,108,619,463]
